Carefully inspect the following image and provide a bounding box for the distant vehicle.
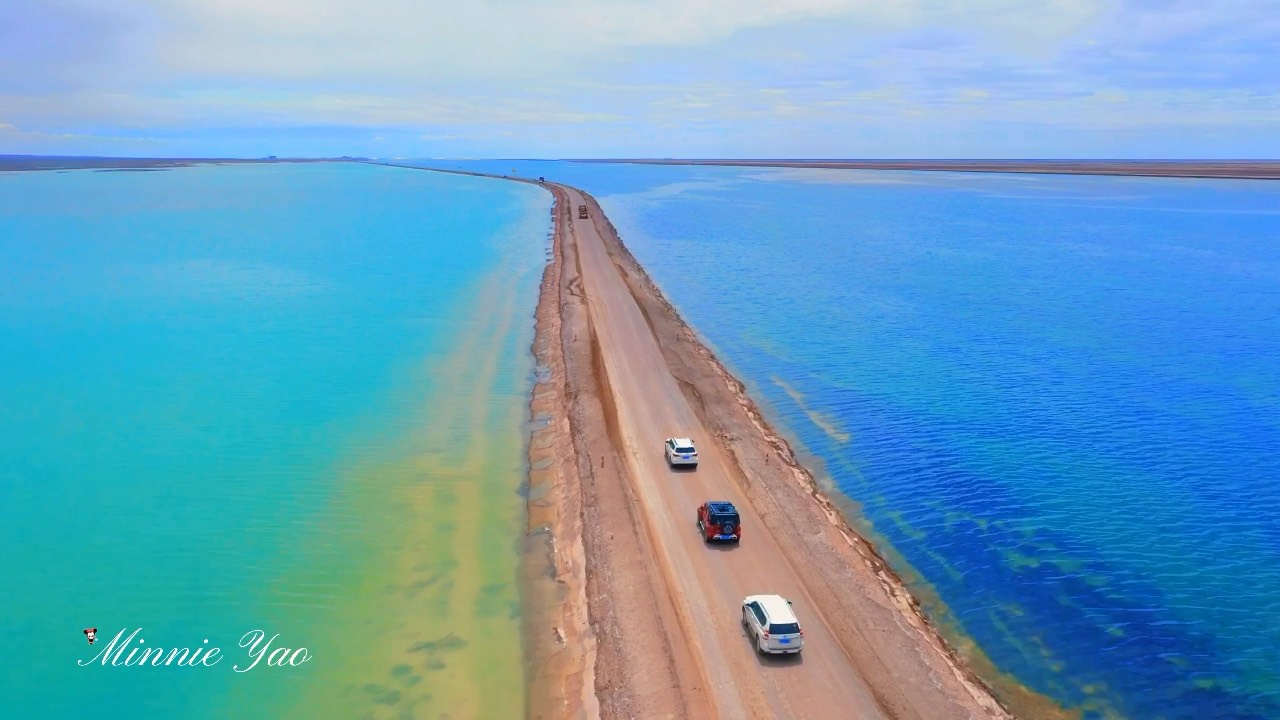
[664,437,698,467]
[578,205,588,219]
[538,176,545,182]
[697,501,741,543]
[742,594,803,655]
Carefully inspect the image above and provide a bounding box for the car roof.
[669,437,694,446]
[706,501,737,514]
[744,594,798,623]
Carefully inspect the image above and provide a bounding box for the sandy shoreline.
[522,183,707,720]
[574,158,1280,180]
[521,208,598,718]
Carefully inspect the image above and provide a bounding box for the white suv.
[664,437,699,467]
[742,594,803,655]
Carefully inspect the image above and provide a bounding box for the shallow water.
[0,162,550,718]
[417,160,1280,719]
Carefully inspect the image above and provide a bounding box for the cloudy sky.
[1,0,1276,158]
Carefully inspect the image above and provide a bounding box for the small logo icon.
[83,628,97,645]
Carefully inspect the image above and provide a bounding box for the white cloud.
[0,120,164,154]
[134,0,1105,85]
[138,0,859,83]
[5,0,1277,157]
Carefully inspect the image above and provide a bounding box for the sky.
[1,0,1277,158]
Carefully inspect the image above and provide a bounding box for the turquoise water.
[0,162,549,718]
[417,160,1280,718]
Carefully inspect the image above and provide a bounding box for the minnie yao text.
[78,629,312,672]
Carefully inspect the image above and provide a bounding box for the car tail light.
[761,631,769,639]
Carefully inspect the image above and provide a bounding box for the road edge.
[580,190,1074,720]
[524,183,705,720]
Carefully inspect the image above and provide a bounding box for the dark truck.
[697,501,742,543]
[578,205,588,219]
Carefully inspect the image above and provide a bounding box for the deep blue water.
[416,160,1280,719]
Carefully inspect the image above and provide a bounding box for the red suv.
[697,501,741,543]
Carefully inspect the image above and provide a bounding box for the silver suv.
[664,437,699,467]
[742,594,803,655]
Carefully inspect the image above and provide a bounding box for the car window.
[712,512,739,525]
[749,603,766,625]
[675,445,695,454]
[769,622,800,635]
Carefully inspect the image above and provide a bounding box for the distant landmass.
[0,155,360,171]
[571,158,1280,180]
[7,156,1277,179]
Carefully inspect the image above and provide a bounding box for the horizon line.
[5,154,1280,163]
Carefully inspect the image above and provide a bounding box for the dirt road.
[558,183,909,719]
[384,164,1041,720]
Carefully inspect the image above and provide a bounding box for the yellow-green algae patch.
[233,259,535,720]
[772,375,853,444]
